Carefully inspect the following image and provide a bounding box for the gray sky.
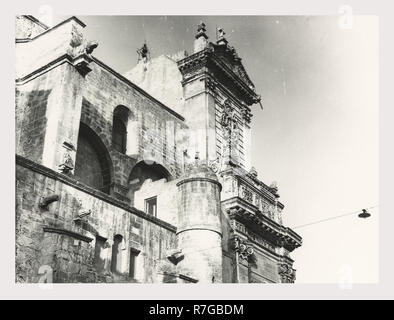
[55,15,379,283]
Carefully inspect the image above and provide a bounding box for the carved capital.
[278,263,296,283]
[205,76,217,94]
[232,237,254,261]
[241,103,252,124]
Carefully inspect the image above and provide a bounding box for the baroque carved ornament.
[208,98,240,173]
[232,237,254,261]
[240,184,253,203]
[278,263,296,283]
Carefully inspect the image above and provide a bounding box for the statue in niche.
[220,99,240,166]
[220,99,237,130]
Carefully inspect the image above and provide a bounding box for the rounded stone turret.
[176,162,223,283]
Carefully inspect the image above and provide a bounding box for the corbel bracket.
[39,194,60,210]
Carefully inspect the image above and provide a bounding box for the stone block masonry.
[15,15,302,284]
[16,156,177,283]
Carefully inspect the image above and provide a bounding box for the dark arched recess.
[128,160,172,206]
[74,122,113,194]
[112,105,129,154]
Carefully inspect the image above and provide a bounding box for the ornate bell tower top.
[177,22,262,169]
[180,23,261,108]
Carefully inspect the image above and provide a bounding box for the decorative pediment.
[211,43,256,92]
[177,44,261,106]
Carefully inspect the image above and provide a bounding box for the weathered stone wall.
[15,81,50,163]
[182,75,218,164]
[15,15,48,40]
[80,60,188,197]
[124,55,186,116]
[134,178,179,226]
[16,17,85,80]
[250,249,280,283]
[16,16,189,206]
[221,209,235,283]
[16,62,86,173]
[16,156,177,283]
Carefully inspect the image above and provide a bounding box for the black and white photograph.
[14,12,379,285]
[4,0,393,305]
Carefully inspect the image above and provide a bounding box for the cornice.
[177,48,211,72]
[43,226,93,243]
[232,226,279,258]
[24,15,50,30]
[176,177,222,191]
[15,54,74,84]
[177,48,260,106]
[18,16,86,43]
[209,52,260,103]
[225,202,302,252]
[14,52,185,122]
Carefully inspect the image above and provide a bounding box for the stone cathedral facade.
[15,15,302,283]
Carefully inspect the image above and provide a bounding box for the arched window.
[74,122,112,194]
[112,106,129,154]
[111,234,123,275]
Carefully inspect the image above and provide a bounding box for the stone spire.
[194,21,208,53]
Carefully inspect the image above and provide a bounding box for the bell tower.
[177,23,261,171]
[178,23,302,283]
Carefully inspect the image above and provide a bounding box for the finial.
[249,167,258,178]
[270,181,278,192]
[194,21,209,52]
[137,42,150,62]
[217,27,225,38]
[198,21,206,32]
[217,27,228,45]
[196,21,208,40]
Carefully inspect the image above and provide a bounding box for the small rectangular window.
[145,196,157,217]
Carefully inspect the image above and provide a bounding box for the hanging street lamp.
[358,209,371,219]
